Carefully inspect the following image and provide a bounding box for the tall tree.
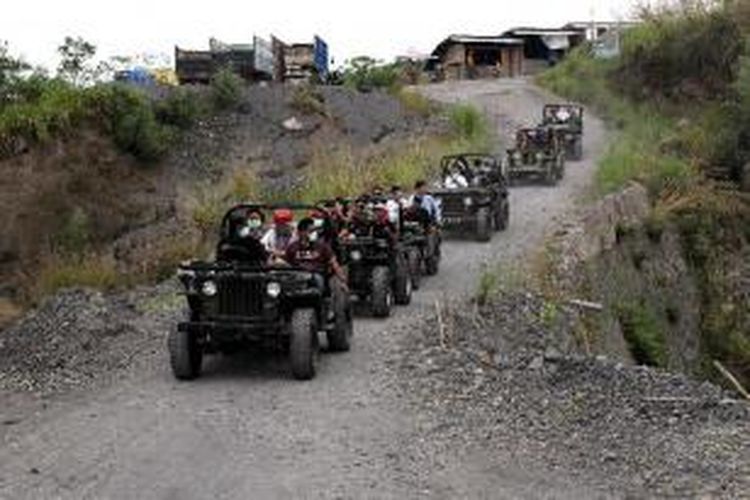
[57,36,96,86]
[0,42,29,105]
[0,42,27,87]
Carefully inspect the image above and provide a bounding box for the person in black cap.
[285,218,347,291]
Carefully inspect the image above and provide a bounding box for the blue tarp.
[314,36,329,78]
[114,67,154,85]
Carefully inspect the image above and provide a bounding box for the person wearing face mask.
[238,210,265,238]
[285,218,347,292]
[261,208,296,263]
[217,209,268,264]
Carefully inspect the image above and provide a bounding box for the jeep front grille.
[438,195,467,215]
[217,276,264,317]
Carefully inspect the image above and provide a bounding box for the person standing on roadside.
[410,179,442,226]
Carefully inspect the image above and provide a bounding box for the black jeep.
[541,104,584,161]
[506,127,566,185]
[340,199,413,318]
[431,154,510,242]
[168,203,353,381]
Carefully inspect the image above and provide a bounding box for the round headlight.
[350,250,362,262]
[266,282,282,298]
[202,280,218,297]
[463,197,474,207]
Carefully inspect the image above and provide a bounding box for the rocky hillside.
[0,83,441,327]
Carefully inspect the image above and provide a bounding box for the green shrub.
[51,207,91,255]
[448,104,489,149]
[615,7,743,100]
[156,88,204,129]
[0,78,85,147]
[210,68,243,110]
[86,83,170,162]
[342,57,400,92]
[476,268,500,306]
[616,302,667,367]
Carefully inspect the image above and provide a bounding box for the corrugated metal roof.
[505,28,581,36]
[447,35,524,45]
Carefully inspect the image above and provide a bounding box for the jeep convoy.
[168,102,584,381]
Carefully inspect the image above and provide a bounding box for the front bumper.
[179,319,285,344]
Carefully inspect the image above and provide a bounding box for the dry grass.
[0,298,23,328]
[32,253,121,302]
[294,136,466,203]
[290,84,328,116]
[395,89,435,118]
[186,168,260,236]
[655,179,750,218]
[25,233,208,305]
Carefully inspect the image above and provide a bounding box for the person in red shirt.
[285,218,347,288]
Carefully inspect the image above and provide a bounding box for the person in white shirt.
[261,209,296,261]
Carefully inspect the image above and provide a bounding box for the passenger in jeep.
[218,209,268,265]
[262,208,296,263]
[285,218,347,287]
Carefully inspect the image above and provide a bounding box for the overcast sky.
[3,0,638,70]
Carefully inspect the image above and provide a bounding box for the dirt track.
[0,79,614,499]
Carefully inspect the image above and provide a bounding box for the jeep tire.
[573,137,583,161]
[476,207,491,242]
[544,161,558,186]
[168,326,203,380]
[407,249,422,290]
[495,201,510,231]
[394,254,413,306]
[371,266,392,318]
[290,308,318,380]
[327,281,353,352]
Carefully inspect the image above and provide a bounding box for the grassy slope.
[536,45,750,386]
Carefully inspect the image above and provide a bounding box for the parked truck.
[175,36,275,85]
[283,36,329,83]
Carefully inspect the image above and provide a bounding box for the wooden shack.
[431,35,524,81]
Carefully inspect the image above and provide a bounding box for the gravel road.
[4,79,741,499]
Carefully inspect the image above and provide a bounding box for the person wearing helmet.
[261,208,296,263]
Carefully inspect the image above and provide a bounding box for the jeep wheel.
[327,282,353,353]
[407,249,422,290]
[168,326,202,380]
[573,138,583,161]
[394,255,413,306]
[476,207,491,242]
[495,202,510,232]
[290,308,318,380]
[371,266,392,318]
[544,162,558,186]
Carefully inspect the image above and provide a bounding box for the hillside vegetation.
[0,40,491,327]
[539,1,750,386]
